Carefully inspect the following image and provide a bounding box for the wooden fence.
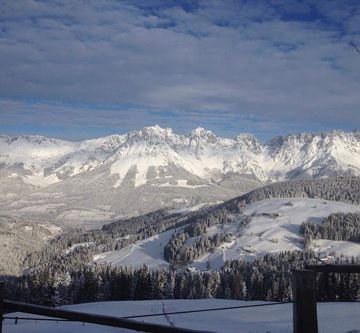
[292,264,360,333]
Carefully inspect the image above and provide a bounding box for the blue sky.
[0,0,359,141]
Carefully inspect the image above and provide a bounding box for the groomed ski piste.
[3,299,360,333]
[93,198,360,271]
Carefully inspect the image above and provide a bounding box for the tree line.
[225,176,360,213]
[5,250,360,307]
[301,212,360,247]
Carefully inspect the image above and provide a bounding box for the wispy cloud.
[0,0,359,139]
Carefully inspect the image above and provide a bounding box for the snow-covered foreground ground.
[3,299,360,333]
[93,198,360,271]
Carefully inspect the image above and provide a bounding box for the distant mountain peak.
[0,134,66,146]
[142,125,173,136]
[127,125,174,141]
[189,127,214,137]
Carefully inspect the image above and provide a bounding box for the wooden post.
[0,281,4,333]
[292,270,318,333]
[306,264,360,273]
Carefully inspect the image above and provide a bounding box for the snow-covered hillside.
[0,216,62,276]
[4,299,360,333]
[0,126,359,226]
[93,198,360,270]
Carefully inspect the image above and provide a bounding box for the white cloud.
[0,0,359,137]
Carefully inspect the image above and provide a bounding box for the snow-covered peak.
[129,125,174,140]
[234,134,262,153]
[263,130,360,179]
[0,134,69,146]
[266,132,314,149]
[79,134,127,154]
[0,134,75,160]
[266,130,358,148]
[189,127,216,139]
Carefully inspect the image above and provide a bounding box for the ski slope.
[4,299,360,333]
[93,229,173,270]
[93,198,360,271]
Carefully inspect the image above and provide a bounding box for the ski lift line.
[3,302,292,324]
[3,300,360,324]
[3,300,212,333]
[121,301,293,319]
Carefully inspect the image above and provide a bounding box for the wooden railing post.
[0,281,4,333]
[292,270,318,333]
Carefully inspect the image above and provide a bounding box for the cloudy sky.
[0,0,359,141]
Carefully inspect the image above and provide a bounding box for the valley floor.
[3,299,360,333]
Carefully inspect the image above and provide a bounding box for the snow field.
[3,299,360,333]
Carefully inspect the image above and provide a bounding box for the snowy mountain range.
[0,126,359,227]
[1,126,360,185]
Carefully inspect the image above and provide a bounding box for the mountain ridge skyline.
[1,124,359,144]
[1,124,359,188]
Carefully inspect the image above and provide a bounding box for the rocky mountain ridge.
[0,126,359,227]
[1,126,359,187]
